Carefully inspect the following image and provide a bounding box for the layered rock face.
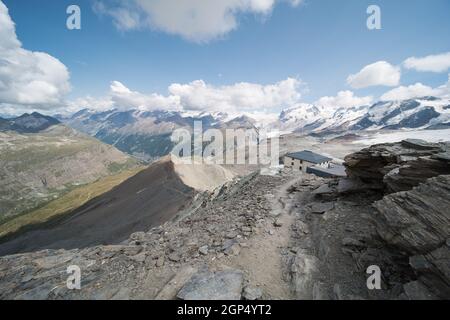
[344,139,450,193]
[373,175,450,299]
[343,139,450,299]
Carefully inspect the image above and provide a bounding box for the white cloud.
[110,81,181,111]
[68,77,304,114]
[169,77,303,111]
[381,75,450,101]
[94,0,302,43]
[404,52,450,73]
[315,90,373,108]
[347,61,401,89]
[93,2,142,31]
[0,1,71,111]
[66,96,115,113]
[380,83,435,101]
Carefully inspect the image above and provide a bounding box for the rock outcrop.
[342,139,450,299]
[344,139,450,193]
[374,175,450,299]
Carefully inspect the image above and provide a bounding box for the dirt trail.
[214,173,303,299]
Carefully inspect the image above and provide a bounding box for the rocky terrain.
[0,139,448,300]
[0,114,139,223]
[344,139,450,299]
[344,138,450,192]
[0,156,235,256]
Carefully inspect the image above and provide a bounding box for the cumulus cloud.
[168,77,303,111]
[315,90,373,108]
[0,1,71,111]
[380,75,450,101]
[68,77,304,114]
[380,83,435,101]
[66,96,115,114]
[94,0,302,43]
[110,81,181,111]
[347,61,400,89]
[404,52,450,73]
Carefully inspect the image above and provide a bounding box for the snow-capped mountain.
[56,96,450,161]
[278,96,450,134]
[56,108,265,161]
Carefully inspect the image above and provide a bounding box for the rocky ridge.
[0,139,448,300]
[0,171,302,299]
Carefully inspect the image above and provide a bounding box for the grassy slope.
[0,166,146,239]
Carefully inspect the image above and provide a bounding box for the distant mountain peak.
[279,96,450,134]
[0,112,60,133]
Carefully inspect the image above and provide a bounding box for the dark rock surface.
[374,175,450,299]
[341,140,450,299]
[344,139,450,193]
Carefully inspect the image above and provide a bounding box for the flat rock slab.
[156,266,197,300]
[177,270,244,300]
[401,139,439,150]
[432,152,450,162]
[312,184,334,195]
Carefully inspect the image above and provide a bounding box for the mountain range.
[56,109,258,161]
[0,100,449,301]
[1,96,448,222]
[0,112,60,133]
[54,96,450,160]
[278,96,450,133]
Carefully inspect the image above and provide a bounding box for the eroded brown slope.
[0,158,195,256]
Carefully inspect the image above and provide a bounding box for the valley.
[0,113,139,224]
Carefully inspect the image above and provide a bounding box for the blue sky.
[1,0,450,115]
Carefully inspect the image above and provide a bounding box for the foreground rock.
[304,139,450,300]
[344,139,450,193]
[177,269,244,300]
[0,171,291,300]
[374,175,450,299]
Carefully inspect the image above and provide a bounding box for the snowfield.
[354,128,450,145]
